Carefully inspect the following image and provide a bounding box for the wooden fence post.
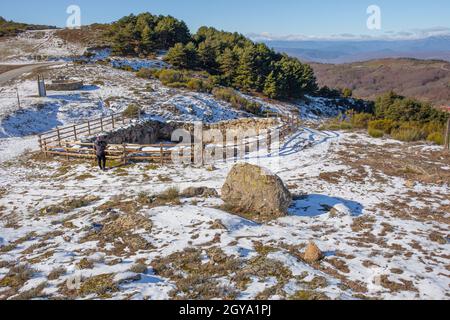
[160,143,164,165]
[445,118,450,151]
[267,129,272,154]
[100,118,104,132]
[43,140,48,158]
[66,141,70,161]
[73,125,77,141]
[57,128,61,147]
[112,114,115,129]
[88,121,91,136]
[38,135,43,152]
[122,143,127,165]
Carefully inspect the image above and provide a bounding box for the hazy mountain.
[264,35,450,63]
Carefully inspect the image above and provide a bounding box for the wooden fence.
[38,113,300,166]
[38,112,131,151]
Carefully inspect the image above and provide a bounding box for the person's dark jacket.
[94,139,108,157]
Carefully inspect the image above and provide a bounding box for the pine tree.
[197,42,217,72]
[263,72,279,99]
[141,25,155,53]
[234,45,257,91]
[165,43,188,68]
[217,47,238,86]
[184,42,198,69]
[155,16,190,49]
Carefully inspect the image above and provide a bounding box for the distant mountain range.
[264,35,450,63]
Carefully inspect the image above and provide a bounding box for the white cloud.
[248,27,450,42]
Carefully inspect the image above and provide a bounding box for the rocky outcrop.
[221,163,292,221]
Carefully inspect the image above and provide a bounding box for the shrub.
[342,88,353,98]
[391,127,425,142]
[117,65,134,72]
[212,87,262,115]
[158,69,185,86]
[123,104,142,118]
[350,113,373,129]
[368,119,396,134]
[166,81,187,89]
[422,121,445,137]
[186,78,213,93]
[136,68,156,79]
[158,187,180,202]
[48,267,66,280]
[427,132,444,145]
[368,128,384,138]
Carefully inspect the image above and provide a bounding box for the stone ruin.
[46,76,83,91]
[85,117,280,145]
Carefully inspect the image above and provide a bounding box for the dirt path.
[0,62,61,86]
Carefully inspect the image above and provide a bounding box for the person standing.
[94,135,108,171]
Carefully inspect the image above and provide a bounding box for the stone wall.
[46,81,84,91]
[86,117,280,145]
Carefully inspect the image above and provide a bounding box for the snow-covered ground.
[0,30,448,300]
[0,30,85,64]
[0,129,448,300]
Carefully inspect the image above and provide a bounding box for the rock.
[182,187,219,198]
[303,242,323,263]
[221,163,292,221]
[210,219,227,230]
[329,204,352,217]
[206,164,217,171]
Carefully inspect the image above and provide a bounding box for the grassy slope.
[55,24,112,48]
[311,58,450,106]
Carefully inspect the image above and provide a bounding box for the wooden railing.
[39,113,301,165]
[38,112,130,151]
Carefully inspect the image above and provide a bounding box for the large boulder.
[221,163,292,221]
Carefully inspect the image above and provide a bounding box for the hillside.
[311,58,450,106]
[0,16,55,37]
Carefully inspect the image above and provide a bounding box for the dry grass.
[40,196,100,216]
[151,247,240,299]
[78,274,118,298]
[0,264,35,298]
[48,267,66,280]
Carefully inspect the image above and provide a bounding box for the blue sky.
[1,0,449,39]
